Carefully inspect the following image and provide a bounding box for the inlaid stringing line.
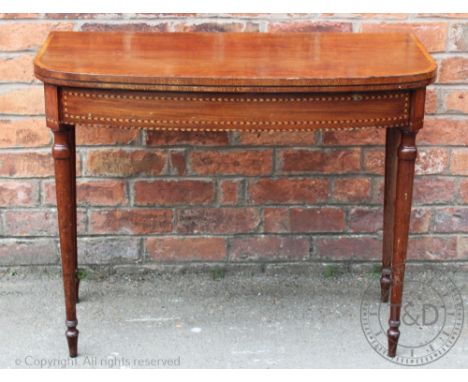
[60,91,410,132]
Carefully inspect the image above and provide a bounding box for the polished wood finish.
[388,88,426,357]
[68,125,79,303]
[35,32,436,92]
[52,123,79,358]
[34,32,435,359]
[61,88,410,132]
[380,128,401,303]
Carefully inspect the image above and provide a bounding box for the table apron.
[59,88,410,132]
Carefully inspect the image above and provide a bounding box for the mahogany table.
[34,31,436,359]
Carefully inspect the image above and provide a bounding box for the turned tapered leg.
[67,126,79,303]
[380,128,401,303]
[387,129,418,358]
[53,124,79,358]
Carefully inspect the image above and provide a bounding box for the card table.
[34,31,436,358]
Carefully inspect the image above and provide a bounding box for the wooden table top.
[34,32,436,92]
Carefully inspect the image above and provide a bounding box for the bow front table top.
[34,31,436,359]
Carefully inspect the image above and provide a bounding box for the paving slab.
[0,264,466,368]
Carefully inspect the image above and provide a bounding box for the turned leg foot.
[387,319,400,357]
[66,320,79,358]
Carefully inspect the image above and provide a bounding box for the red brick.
[333,177,371,203]
[146,236,226,262]
[264,207,345,233]
[314,236,381,260]
[45,13,123,19]
[363,149,385,174]
[146,131,229,146]
[0,22,73,51]
[0,180,38,207]
[361,22,448,52]
[132,13,198,18]
[417,13,468,19]
[76,180,127,206]
[434,207,468,232]
[169,151,186,175]
[176,208,260,234]
[348,207,382,233]
[0,13,40,19]
[86,149,166,177]
[0,87,44,115]
[81,23,168,32]
[249,178,328,204]
[460,179,468,204]
[444,90,468,114]
[190,150,272,176]
[425,88,438,114]
[410,208,433,233]
[416,148,450,175]
[419,118,468,145]
[358,14,407,19]
[79,237,140,264]
[348,207,431,233]
[372,178,385,205]
[134,180,215,206]
[4,209,86,236]
[90,209,173,235]
[321,13,408,19]
[238,131,316,146]
[450,149,468,175]
[0,239,57,265]
[364,148,450,175]
[280,149,360,174]
[76,125,139,145]
[438,57,468,83]
[268,21,352,33]
[174,22,251,32]
[0,54,35,82]
[230,236,309,261]
[0,152,53,177]
[219,179,241,205]
[448,23,468,51]
[43,179,127,206]
[407,236,458,260]
[458,236,468,259]
[0,118,51,148]
[413,177,457,204]
[322,128,386,146]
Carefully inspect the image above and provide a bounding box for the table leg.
[387,128,418,358]
[67,126,79,303]
[380,128,400,302]
[52,124,79,358]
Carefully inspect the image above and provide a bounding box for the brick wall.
[0,13,467,266]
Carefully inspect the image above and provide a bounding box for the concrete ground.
[0,263,467,369]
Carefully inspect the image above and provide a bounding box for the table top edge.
[34,31,437,91]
